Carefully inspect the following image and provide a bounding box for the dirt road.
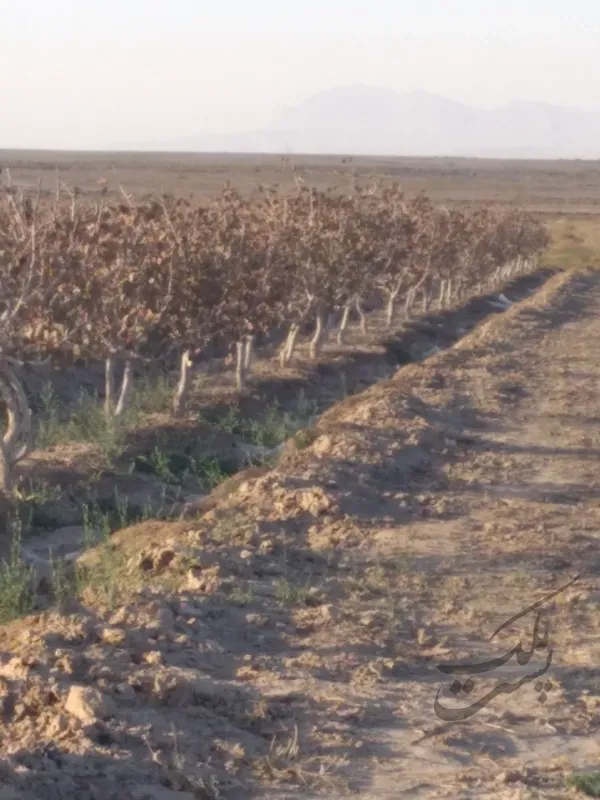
[1,269,599,799]
[341,268,600,799]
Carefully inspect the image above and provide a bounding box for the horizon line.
[1,147,600,164]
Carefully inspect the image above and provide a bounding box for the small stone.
[297,487,334,515]
[312,435,333,455]
[143,651,164,666]
[108,606,133,626]
[246,613,268,627]
[185,570,205,590]
[360,612,379,629]
[99,626,126,645]
[64,685,117,724]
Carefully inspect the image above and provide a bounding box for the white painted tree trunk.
[437,280,446,309]
[104,356,115,416]
[172,349,192,417]
[337,302,352,345]
[404,287,417,315]
[280,323,300,367]
[355,294,367,334]
[114,359,134,418]
[385,289,401,330]
[438,279,453,309]
[309,310,330,360]
[243,335,255,371]
[104,357,135,420]
[235,341,246,391]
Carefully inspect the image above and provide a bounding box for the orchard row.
[0,181,549,490]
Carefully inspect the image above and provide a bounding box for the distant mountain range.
[134,85,600,159]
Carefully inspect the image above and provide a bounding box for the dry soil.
[1,268,600,798]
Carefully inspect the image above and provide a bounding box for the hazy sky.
[1,0,599,149]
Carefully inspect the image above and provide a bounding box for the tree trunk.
[355,294,367,334]
[280,323,300,367]
[0,360,32,495]
[172,349,192,417]
[437,280,446,309]
[438,279,453,309]
[235,341,246,391]
[385,290,400,330]
[309,310,328,360]
[337,302,352,345]
[243,335,255,372]
[421,288,433,313]
[114,360,134,418]
[104,356,115,416]
[0,444,11,495]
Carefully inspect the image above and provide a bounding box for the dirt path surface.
[1,269,600,799]
[344,268,600,799]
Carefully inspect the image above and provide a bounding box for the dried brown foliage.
[0,181,550,488]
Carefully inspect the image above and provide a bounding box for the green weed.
[566,772,600,797]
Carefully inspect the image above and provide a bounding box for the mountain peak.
[266,85,473,135]
[157,85,600,159]
[261,85,600,157]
